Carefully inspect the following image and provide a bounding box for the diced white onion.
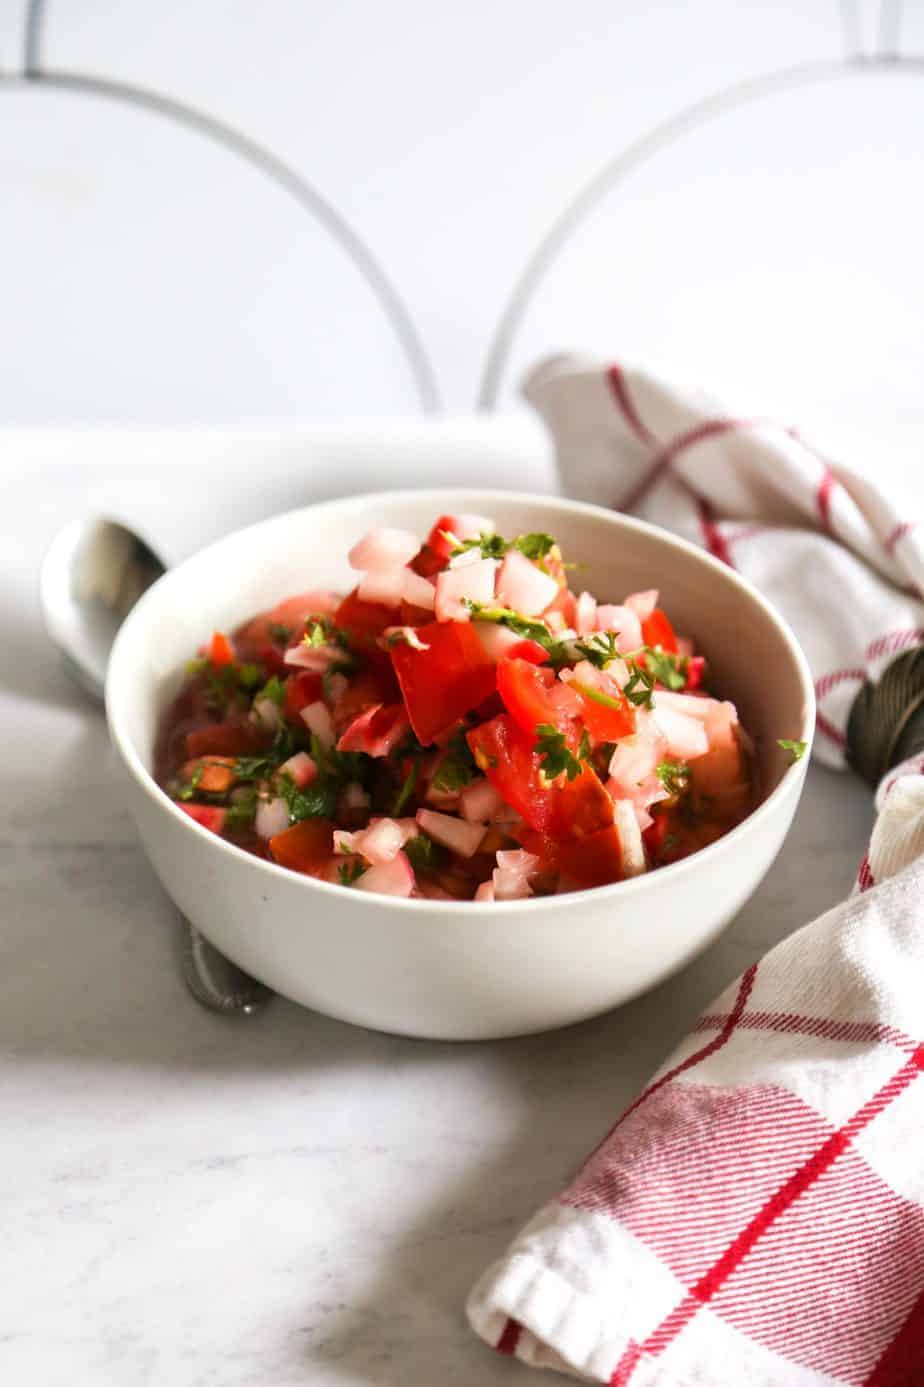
[435,557,498,623]
[348,527,420,572]
[255,796,290,840]
[495,549,558,616]
[355,851,415,898]
[301,700,335,748]
[416,808,486,858]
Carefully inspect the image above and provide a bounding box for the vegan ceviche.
[155,513,763,901]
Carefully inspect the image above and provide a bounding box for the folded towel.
[467,357,924,1386]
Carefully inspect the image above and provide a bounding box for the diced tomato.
[331,663,400,734]
[337,702,410,756]
[268,818,334,874]
[184,720,269,760]
[177,802,227,834]
[233,592,334,673]
[686,655,706,691]
[391,621,496,745]
[334,587,401,645]
[422,515,461,564]
[572,685,635,742]
[209,631,234,667]
[496,657,579,737]
[181,755,237,794]
[284,671,324,722]
[558,824,624,887]
[556,766,615,838]
[641,607,679,654]
[505,639,549,666]
[643,807,672,861]
[468,714,559,835]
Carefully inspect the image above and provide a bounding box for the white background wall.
[1,1,922,476]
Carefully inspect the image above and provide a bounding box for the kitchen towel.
[467,357,924,1386]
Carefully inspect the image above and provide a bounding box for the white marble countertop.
[2,429,876,1387]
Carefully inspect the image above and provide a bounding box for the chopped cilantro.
[278,772,338,823]
[574,631,623,669]
[304,620,330,648]
[257,674,286,706]
[656,760,691,796]
[452,530,557,563]
[337,858,367,886]
[237,663,263,691]
[514,532,556,560]
[268,622,293,645]
[572,681,626,712]
[225,789,258,829]
[534,724,585,782]
[405,833,448,873]
[177,764,204,800]
[623,660,656,709]
[644,646,687,691]
[777,738,807,763]
[464,602,566,663]
[432,729,476,791]
[391,759,420,816]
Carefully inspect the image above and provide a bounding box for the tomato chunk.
[268,818,334,874]
[572,685,635,742]
[177,802,227,834]
[496,657,579,737]
[209,631,234,667]
[468,714,558,834]
[284,671,324,722]
[181,755,237,794]
[334,588,401,644]
[184,720,269,759]
[390,621,496,744]
[641,607,678,654]
[558,824,624,887]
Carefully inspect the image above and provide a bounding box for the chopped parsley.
[391,759,420,816]
[778,738,808,763]
[431,729,476,791]
[534,724,590,782]
[656,760,691,796]
[405,833,447,873]
[337,858,367,886]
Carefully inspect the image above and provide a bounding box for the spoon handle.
[176,917,274,1016]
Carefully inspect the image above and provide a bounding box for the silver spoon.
[40,516,273,1017]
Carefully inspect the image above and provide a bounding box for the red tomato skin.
[558,825,624,887]
[467,714,559,834]
[184,720,269,760]
[331,664,400,734]
[268,818,334,874]
[284,671,324,722]
[334,588,401,644]
[209,631,234,667]
[556,766,615,838]
[177,802,228,834]
[574,689,635,742]
[641,607,679,654]
[505,640,549,665]
[390,621,496,745]
[496,658,579,737]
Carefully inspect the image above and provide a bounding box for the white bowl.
[106,490,814,1040]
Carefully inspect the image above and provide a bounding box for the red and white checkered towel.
[467,358,924,1386]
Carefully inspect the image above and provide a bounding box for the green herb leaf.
[432,729,476,792]
[777,738,808,763]
[278,772,339,823]
[574,631,624,670]
[177,764,205,800]
[656,760,691,796]
[572,681,626,712]
[405,833,448,874]
[623,660,656,709]
[304,620,329,648]
[391,759,420,816]
[268,622,293,645]
[225,789,258,829]
[514,532,556,560]
[464,602,567,662]
[644,646,688,691]
[337,858,367,886]
[534,723,585,782]
[257,674,286,707]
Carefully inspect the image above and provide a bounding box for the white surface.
[2,428,872,1385]
[107,488,812,1039]
[0,0,922,454]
